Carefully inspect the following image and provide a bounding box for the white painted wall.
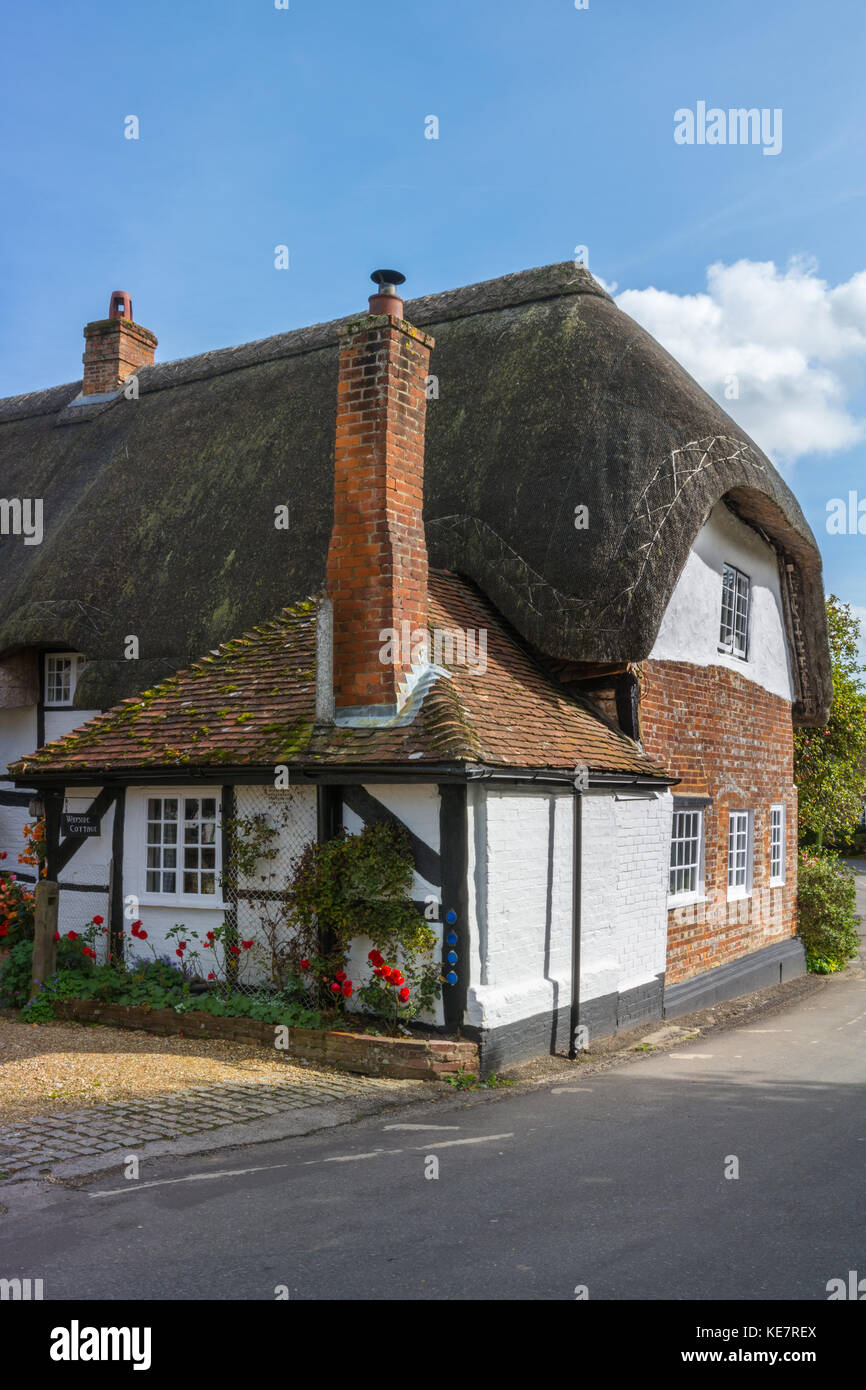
[343,783,443,1025]
[465,785,673,1036]
[579,789,673,1007]
[1,705,100,863]
[649,500,794,701]
[466,786,573,1031]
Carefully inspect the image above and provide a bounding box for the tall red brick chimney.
[82,291,157,395]
[325,271,435,717]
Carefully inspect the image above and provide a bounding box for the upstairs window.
[44,652,87,707]
[719,564,750,659]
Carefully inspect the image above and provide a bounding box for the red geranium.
[53,931,60,942]
[241,939,253,950]
[92,915,104,926]
[82,946,96,960]
[67,931,78,941]
[229,944,240,956]
[368,949,383,967]
[398,986,410,1003]
[175,948,184,958]
[335,969,347,983]
[342,982,353,998]
[207,972,215,981]
[138,930,148,940]
[299,959,310,971]
[330,982,340,995]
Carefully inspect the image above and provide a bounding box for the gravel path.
[0,1013,384,1124]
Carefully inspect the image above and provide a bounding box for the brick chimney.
[82,291,157,395]
[325,271,435,717]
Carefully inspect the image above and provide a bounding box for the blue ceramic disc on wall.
[446,950,458,965]
[446,970,458,986]
[445,909,457,925]
[446,931,458,945]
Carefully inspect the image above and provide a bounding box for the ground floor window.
[727,810,753,898]
[669,807,704,902]
[769,804,785,885]
[146,795,218,896]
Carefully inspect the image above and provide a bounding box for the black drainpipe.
[568,767,586,1059]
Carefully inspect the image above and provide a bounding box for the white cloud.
[615,258,866,464]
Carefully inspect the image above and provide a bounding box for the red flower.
[335,969,347,983]
[206,931,215,941]
[92,915,104,926]
[368,949,383,967]
[229,944,240,956]
[342,982,353,998]
[389,969,404,986]
[241,939,253,950]
[374,965,385,978]
[67,931,78,941]
[0,924,7,939]
[138,930,148,940]
[398,986,410,1003]
[207,972,215,981]
[178,941,187,949]
[299,959,310,971]
[131,919,143,930]
[176,948,184,958]
[330,982,340,995]
[82,946,96,959]
[0,851,6,859]
[53,931,60,942]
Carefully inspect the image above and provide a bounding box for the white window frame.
[727,809,753,900]
[769,803,786,886]
[719,564,750,660]
[668,805,706,905]
[135,789,226,910]
[43,652,87,708]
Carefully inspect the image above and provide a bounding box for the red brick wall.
[82,317,157,394]
[326,313,434,710]
[640,658,797,985]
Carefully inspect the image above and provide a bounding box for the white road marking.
[668,1054,715,1059]
[90,1161,293,1196]
[409,1133,514,1150]
[551,1087,594,1094]
[320,1149,403,1163]
[383,1123,461,1131]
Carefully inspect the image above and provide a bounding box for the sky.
[1,0,865,636]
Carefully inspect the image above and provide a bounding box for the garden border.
[51,1000,479,1080]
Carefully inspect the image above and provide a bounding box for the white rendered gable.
[649,500,795,702]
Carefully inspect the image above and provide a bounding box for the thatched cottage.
[0,263,831,1067]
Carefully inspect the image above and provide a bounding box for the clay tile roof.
[10,573,668,782]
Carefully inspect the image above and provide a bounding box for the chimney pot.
[369,268,406,318]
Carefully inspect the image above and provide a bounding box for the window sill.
[769,878,786,889]
[138,894,229,913]
[726,888,752,902]
[668,893,707,909]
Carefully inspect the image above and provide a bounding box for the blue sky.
[1,0,865,624]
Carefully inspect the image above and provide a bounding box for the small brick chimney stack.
[81,291,157,395]
[325,271,435,717]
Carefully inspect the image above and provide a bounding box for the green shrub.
[798,850,861,972]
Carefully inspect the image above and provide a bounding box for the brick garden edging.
[51,1000,478,1080]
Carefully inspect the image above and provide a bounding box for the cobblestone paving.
[0,1072,418,1179]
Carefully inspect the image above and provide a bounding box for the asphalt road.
[3,871,865,1301]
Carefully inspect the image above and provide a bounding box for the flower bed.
[50,999,478,1080]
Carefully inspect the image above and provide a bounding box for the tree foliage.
[794,596,866,847]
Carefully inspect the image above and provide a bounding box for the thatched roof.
[0,262,830,722]
[11,572,667,783]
